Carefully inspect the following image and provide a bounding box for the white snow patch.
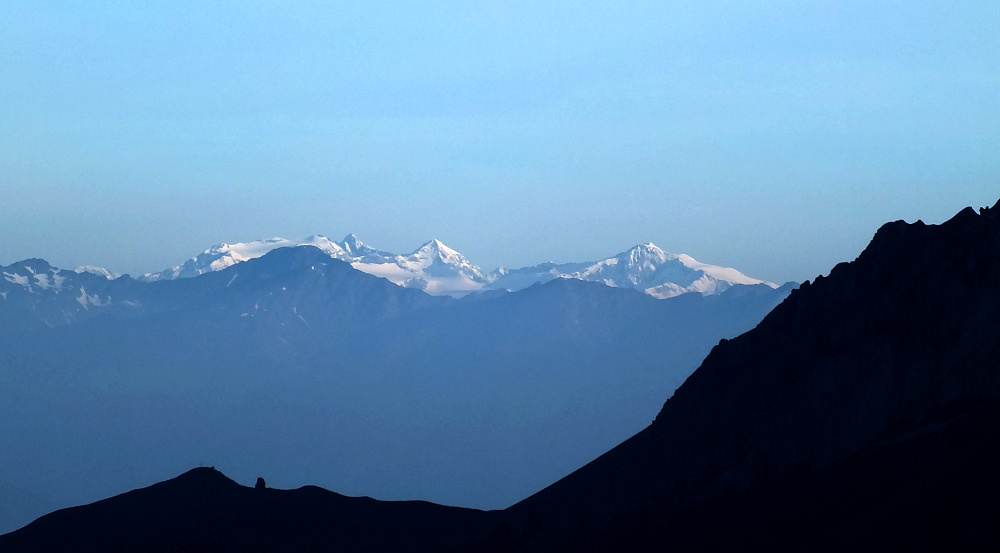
[675,254,771,287]
[33,273,52,290]
[76,288,89,310]
[75,287,108,309]
[4,272,29,286]
[75,266,120,280]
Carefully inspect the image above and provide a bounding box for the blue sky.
[2,1,998,283]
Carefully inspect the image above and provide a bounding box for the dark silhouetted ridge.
[0,467,496,553]
[503,199,1000,550]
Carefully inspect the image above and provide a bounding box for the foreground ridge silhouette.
[0,467,496,552]
[3,200,1000,552]
[499,200,1000,551]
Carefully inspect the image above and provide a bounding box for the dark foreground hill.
[3,201,1000,551]
[0,467,498,553]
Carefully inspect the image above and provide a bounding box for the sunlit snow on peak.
[134,235,776,299]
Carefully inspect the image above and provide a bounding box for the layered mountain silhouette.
[3,200,998,551]
[0,246,790,534]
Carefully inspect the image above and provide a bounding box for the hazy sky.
[2,1,998,283]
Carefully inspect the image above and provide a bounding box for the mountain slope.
[502,200,1000,550]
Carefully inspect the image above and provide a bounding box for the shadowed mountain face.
[4,201,999,552]
[500,201,1000,550]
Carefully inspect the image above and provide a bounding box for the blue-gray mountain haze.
[0,245,792,533]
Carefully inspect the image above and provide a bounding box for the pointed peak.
[340,234,377,256]
[416,238,445,251]
[413,239,464,260]
[622,242,672,262]
[631,242,665,253]
[341,233,367,248]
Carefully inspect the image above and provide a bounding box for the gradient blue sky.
[2,1,998,283]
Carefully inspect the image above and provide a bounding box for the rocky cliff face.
[655,203,1000,488]
[508,200,1000,550]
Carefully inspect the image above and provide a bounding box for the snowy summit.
[134,236,776,299]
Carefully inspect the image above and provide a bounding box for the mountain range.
[3,200,997,551]
[0,242,792,535]
[134,235,775,298]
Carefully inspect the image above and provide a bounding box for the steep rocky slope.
[503,201,1000,550]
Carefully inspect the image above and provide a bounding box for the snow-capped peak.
[140,238,300,282]
[298,236,348,258]
[348,238,486,295]
[412,239,470,265]
[138,235,489,296]
[639,242,669,257]
[136,235,775,299]
[339,234,391,259]
[341,233,366,252]
[74,266,120,280]
[485,243,775,299]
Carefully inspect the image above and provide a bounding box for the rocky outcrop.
[508,200,1000,550]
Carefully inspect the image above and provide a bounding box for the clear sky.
[2,1,997,284]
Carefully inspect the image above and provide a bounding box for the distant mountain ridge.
[0,258,145,333]
[488,242,769,298]
[127,235,777,298]
[0,244,792,535]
